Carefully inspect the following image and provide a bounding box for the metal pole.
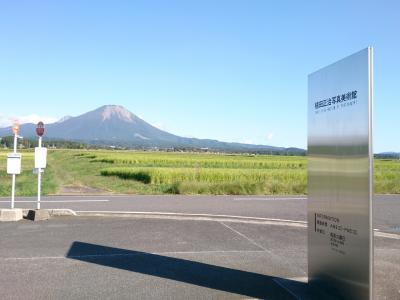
[13,134,17,153]
[11,175,15,209]
[11,133,17,209]
[37,137,42,210]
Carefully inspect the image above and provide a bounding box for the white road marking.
[76,211,306,223]
[287,276,308,283]
[374,231,400,240]
[273,278,302,300]
[0,200,109,203]
[1,250,266,261]
[233,197,307,201]
[74,211,400,239]
[219,222,267,251]
[1,200,398,240]
[219,222,307,276]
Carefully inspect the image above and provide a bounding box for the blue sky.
[0,0,399,152]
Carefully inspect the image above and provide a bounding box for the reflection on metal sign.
[308,48,373,300]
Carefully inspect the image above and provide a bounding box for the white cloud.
[151,121,167,131]
[0,114,59,128]
[266,132,274,140]
[241,138,254,145]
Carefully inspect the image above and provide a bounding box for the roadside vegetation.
[0,150,58,196]
[0,149,399,196]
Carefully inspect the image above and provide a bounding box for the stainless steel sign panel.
[308,48,373,300]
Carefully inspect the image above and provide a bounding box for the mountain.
[375,152,400,159]
[0,105,305,154]
[56,116,72,123]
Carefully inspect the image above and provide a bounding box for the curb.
[0,209,23,222]
[22,209,77,217]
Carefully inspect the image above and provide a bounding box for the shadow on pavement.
[66,241,315,299]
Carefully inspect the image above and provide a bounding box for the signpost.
[7,122,22,209]
[308,48,373,299]
[35,121,47,210]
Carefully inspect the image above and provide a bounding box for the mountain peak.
[57,115,72,123]
[99,105,135,123]
[0,105,305,154]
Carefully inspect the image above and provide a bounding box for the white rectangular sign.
[7,153,22,175]
[35,147,47,169]
[308,48,373,300]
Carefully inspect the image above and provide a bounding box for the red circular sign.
[36,121,45,137]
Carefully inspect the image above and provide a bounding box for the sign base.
[26,209,50,221]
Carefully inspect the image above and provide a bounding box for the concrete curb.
[22,209,77,217]
[0,209,23,222]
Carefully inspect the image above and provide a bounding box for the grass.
[375,159,400,194]
[0,150,58,196]
[91,152,305,169]
[0,149,399,196]
[100,167,306,194]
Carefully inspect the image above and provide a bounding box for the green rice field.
[0,149,399,196]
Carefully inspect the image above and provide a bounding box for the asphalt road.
[1,194,399,233]
[0,217,399,300]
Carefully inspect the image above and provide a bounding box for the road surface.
[1,194,399,299]
[0,217,399,299]
[1,194,399,233]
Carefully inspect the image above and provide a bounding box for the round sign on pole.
[12,123,20,135]
[36,121,45,137]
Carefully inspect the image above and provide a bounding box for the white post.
[10,133,17,209]
[13,134,17,153]
[37,136,42,210]
[11,175,15,209]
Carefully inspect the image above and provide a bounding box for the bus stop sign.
[36,121,45,137]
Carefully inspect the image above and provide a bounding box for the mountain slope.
[0,105,305,153]
[46,105,184,143]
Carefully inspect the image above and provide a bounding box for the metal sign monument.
[308,48,373,299]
